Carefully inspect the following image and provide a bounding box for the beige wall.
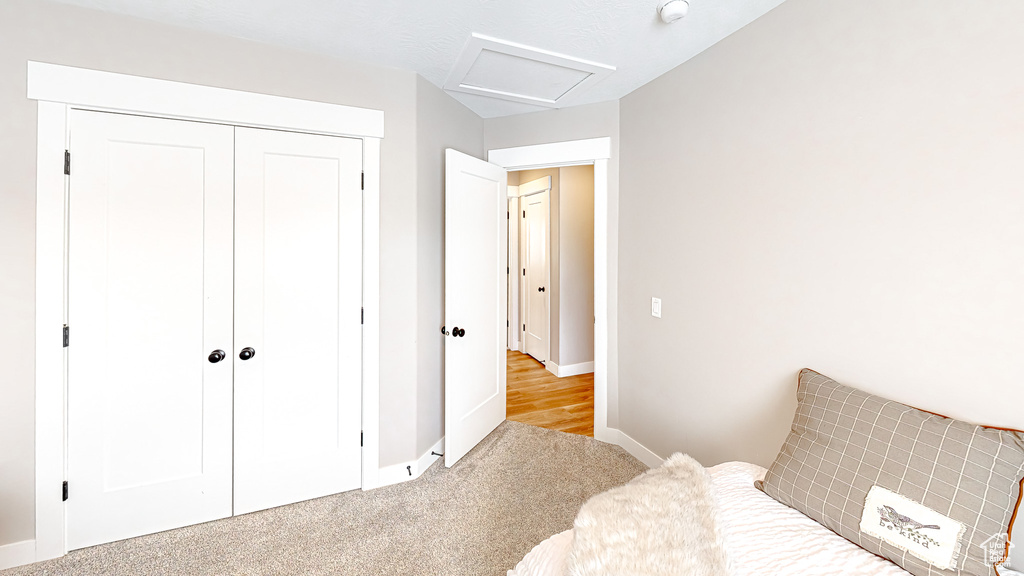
[485,101,620,425]
[0,0,479,546]
[414,75,484,455]
[618,0,1024,473]
[514,165,596,369]
[557,165,595,368]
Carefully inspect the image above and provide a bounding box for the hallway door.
[522,191,550,363]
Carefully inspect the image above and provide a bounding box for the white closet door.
[523,191,550,363]
[233,127,363,514]
[67,110,234,550]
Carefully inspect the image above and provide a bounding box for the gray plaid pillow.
[760,369,1024,576]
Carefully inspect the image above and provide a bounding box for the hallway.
[506,349,594,436]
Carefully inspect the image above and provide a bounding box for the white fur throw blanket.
[566,453,730,576]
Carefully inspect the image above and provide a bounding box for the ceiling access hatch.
[444,34,615,109]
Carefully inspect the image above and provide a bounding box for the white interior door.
[444,149,507,467]
[233,127,363,514]
[67,110,234,549]
[523,191,550,363]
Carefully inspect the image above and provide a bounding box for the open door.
[444,149,507,467]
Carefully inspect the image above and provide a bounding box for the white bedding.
[509,461,916,576]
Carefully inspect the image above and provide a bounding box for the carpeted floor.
[4,421,648,576]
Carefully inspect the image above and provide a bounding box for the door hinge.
[507,320,509,327]
[63,324,69,348]
[361,307,364,325]
[361,171,364,190]
[522,268,525,276]
[360,431,363,447]
[62,481,68,502]
[523,210,525,218]
[523,324,526,331]
[64,150,71,175]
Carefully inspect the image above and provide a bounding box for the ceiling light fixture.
[658,0,689,23]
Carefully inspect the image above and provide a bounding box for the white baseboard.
[415,437,445,474]
[0,540,35,570]
[562,361,594,377]
[545,360,595,378]
[375,437,444,489]
[546,361,558,377]
[606,428,664,468]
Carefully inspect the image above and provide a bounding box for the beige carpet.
[4,421,648,576]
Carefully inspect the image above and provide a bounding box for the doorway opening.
[505,165,595,436]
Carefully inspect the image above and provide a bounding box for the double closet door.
[66,110,363,550]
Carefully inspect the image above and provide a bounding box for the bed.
[510,461,918,576]
[509,369,1024,576]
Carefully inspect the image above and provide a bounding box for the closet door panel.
[67,110,234,549]
[234,127,362,514]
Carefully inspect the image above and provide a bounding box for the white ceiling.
[49,0,788,118]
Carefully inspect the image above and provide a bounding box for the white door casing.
[66,111,235,549]
[444,149,508,467]
[507,191,521,353]
[507,195,519,350]
[32,63,384,563]
[523,191,550,363]
[487,138,613,444]
[233,127,363,514]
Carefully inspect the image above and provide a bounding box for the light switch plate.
[651,297,662,318]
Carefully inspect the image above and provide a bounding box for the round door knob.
[452,327,460,338]
[538,286,545,292]
[208,349,226,363]
[457,328,466,337]
[239,347,256,361]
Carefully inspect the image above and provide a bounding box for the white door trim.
[507,194,519,350]
[30,62,383,564]
[27,62,384,138]
[488,138,613,441]
[517,175,552,197]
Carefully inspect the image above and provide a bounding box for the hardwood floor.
[506,349,594,437]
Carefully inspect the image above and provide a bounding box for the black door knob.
[208,349,226,363]
[538,286,545,292]
[239,347,256,361]
[456,328,466,337]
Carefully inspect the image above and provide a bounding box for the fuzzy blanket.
[566,453,730,576]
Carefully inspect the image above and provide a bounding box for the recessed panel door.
[444,149,507,467]
[67,110,235,549]
[233,127,363,514]
[523,191,550,363]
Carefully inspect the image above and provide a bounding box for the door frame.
[29,61,384,563]
[488,138,612,441]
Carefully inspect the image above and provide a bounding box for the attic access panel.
[444,33,615,108]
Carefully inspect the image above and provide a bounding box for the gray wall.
[414,75,484,456]
[0,0,479,546]
[618,0,1024,470]
[484,101,620,425]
